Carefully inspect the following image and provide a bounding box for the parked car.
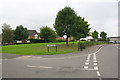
[113,41,120,44]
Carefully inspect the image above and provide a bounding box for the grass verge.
[2,41,108,55]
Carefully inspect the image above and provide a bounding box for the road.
[2,44,119,79]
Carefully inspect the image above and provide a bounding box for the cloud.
[0,0,118,37]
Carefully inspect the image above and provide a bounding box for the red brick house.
[28,30,39,39]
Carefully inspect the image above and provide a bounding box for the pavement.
[1,44,119,79]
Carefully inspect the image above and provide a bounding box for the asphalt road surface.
[2,44,118,79]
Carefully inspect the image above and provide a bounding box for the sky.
[0,0,119,37]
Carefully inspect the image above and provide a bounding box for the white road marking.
[93,53,97,59]
[85,62,89,65]
[27,65,36,67]
[27,65,53,69]
[87,54,91,60]
[94,60,97,63]
[84,68,96,71]
[0,63,1,64]
[92,46,102,54]
[94,63,98,66]
[84,66,88,69]
[86,59,90,62]
[116,46,118,48]
[94,66,98,70]
[94,58,96,60]
[87,58,90,60]
[84,54,92,69]
[113,44,120,49]
[96,71,101,76]
[83,46,102,78]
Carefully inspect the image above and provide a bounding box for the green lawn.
[2,41,108,55]
[2,42,79,55]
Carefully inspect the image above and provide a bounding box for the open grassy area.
[2,42,79,55]
[2,41,108,55]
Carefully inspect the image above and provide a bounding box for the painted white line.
[87,54,91,60]
[27,65,36,67]
[83,46,102,72]
[86,59,90,62]
[92,46,102,55]
[87,58,90,60]
[94,60,97,63]
[0,63,1,64]
[115,44,119,49]
[27,65,53,69]
[116,46,118,48]
[84,69,96,71]
[94,66,98,70]
[94,58,96,60]
[85,62,89,65]
[84,66,88,69]
[93,53,97,59]
[94,63,98,66]
[96,71,101,76]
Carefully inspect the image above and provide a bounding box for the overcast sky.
[0,0,119,37]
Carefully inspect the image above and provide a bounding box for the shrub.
[29,39,45,43]
[78,41,107,51]
[56,39,66,42]
[79,43,86,51]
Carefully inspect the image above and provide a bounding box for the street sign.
[47,44,59,52]
[47,44,59,47]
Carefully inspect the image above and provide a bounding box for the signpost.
[47,44,59,52]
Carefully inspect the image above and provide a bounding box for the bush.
[78,41,107,51]
[56,39,66,42]
[29,39,45,43]
[78,43,86,51]
[69,40,74,42]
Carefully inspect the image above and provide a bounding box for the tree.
[14,25,29,41]
[92,30,98,41]
[106,38,110,43]
[39,26,57,42]
[2,23,14,44]
[54,6,77,45]
[100,31,107,41]
[71,16,90,41]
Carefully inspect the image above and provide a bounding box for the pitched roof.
[28,30,38,36]
[108,36,120,38]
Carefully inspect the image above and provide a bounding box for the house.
[80,36,93,41]
[28,30,39,39]
[108,36,120,43]
[56,35,65,40]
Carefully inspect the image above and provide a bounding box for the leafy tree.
[39,26,57,42]
[106,38,110,42]
[71,16,90,41]
[92,30,98,41]
[2,23,14,44]
[14,25,29,40]
[54,6,77,45]
[100,31,107,41]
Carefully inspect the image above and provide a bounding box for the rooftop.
[28,30,38,36]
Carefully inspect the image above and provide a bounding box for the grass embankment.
[2,41,107,55]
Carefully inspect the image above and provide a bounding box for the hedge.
[29,39,45,43]
[78,41,107,51]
